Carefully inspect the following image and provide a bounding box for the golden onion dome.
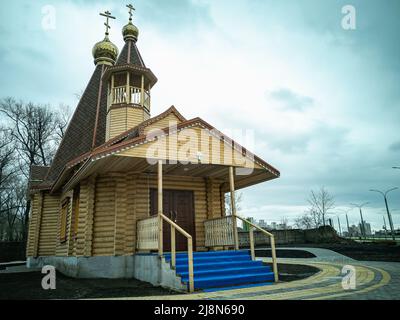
[92,36,119,66]
[122,22,139,42]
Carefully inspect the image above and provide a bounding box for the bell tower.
[104,4,158,141]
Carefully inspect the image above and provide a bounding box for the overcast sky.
[1,0,399,231]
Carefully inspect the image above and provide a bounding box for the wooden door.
[150,189,196,252]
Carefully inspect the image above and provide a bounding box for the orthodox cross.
[100,10,116,36]
[126,4,136,22]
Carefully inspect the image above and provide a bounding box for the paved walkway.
[119,248,399,300]
[271,247,357,263]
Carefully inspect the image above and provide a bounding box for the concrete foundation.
[133,254,186,291]
[27,254,186,292]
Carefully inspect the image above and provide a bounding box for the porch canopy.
[60,119,280,193]
[64,157,277,193]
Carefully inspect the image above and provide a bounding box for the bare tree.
[0,98,59,171]
[0,97,71,242]
[54,104,72,144]
[307,187,335,227]
[225,192,243,215]
[294,212,314,230]
[0,129,21,241]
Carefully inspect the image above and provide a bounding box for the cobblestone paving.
[334,261,399,300]
[119,248,399,300]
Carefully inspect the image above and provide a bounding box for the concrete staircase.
[164,250,274,291]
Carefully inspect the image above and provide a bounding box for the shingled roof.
[116,40,146,67]
[42,37,149,189]
[65,106,187,170]
[44,64,109,183]
[29,166,49,183]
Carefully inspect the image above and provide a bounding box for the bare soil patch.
[0,271,178,300]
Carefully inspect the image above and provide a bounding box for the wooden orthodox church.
[26,7,280,292]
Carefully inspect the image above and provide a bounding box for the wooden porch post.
[141,75,145,108]
[111,75,115,104]
[229,166,239,250]
[158,160,163,257]
[249,227,255,260]
[126,72,130,104]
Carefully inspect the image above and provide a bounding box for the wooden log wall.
[26,192,61,258]
[27,171,226,258]
[206,178,224,220]
[26,193,42,257]
[38,193,60,256]
[92,175,116,256]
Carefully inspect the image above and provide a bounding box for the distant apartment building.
[259,220,268,228]
[363,222,372,236]
[243,217,255,232]
[270,222,277,230]
[348,224,361,236]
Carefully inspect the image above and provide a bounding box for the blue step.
[165,250,250,261]
[184,272,275,289]
[164,250,275,290]
[175,260,264,273]
[165,250,250,259]
[170,255,251,265]
[179,266,271,281]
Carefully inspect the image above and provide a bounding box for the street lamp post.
[370,188,398,241]
[337,208,352,238]
[350,202,369,239]
[346,214,351,237]
[383,216,388,239]
[337,216,342,236]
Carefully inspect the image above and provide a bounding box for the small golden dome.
[122,22,139,42]
[92,36,119,66]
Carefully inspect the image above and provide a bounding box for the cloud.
[389,141,400,152]
[268,88,314,111]
[0,0,399,233]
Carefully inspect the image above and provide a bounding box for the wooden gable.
[142,112,184,136]
[116,124,264,170]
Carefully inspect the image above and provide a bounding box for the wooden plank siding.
[107,107,149,140]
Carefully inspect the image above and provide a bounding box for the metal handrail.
[160,213,194,293]
[234,215,279,282]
